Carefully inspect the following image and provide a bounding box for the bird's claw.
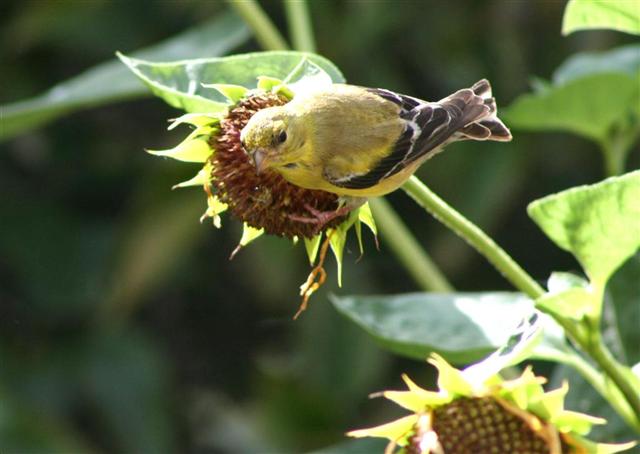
[288,204,351,231]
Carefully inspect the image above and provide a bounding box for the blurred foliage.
[1,1,638,453]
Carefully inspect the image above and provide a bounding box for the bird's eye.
[240,139,247,149]
[277,130,287,144]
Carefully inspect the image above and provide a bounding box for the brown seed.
[425,397,553,454]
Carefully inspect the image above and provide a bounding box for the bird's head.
[240,106,306,175]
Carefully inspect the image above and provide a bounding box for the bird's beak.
[252,149,269,174]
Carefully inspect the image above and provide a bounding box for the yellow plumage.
[240,80,511,212]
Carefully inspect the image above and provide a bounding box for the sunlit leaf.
[118,50,345,114]
[528,170,640,287]
[553,44,640,85]
[562,0,640,36]
[331,292,536,363]
[504,73,639,144]
[606,254,640,364]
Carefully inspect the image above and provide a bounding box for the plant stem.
[402,176,545,299]
[562,349,640,431]
[587,331,640,427]
[369,198,453,293]
[227,0,289,51]
[602,140,624,177]
[284,0,316,52]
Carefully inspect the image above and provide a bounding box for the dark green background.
[1,1,637,452]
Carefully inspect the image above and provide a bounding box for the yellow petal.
[347,414,419,443]
[428,354,474,397]
[562,433,637,454]
[529,381,568,420]
[172,165,211,189]
[168,113,219,130]
[384,388,449,413]
[552,410,606,436]
[201,194,227,228]
[229,224,264,260]
[239,224,264,247]
[147,131,212,163]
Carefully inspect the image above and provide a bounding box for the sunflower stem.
[561,336,640,431]
[284,0,316,52]
[586,331,640,430]
[402,176,544,299]
[370,198,453,293]
[227,0,289,51]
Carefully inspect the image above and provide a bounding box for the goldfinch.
[240,79,511,224]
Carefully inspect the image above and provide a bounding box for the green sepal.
[201,83,248,103]
[327,210,360,287]
[327,227,347,288]
[353,202,377,256]
[358,202,377,236]
[304,234,322,266]
[256,76,294,99]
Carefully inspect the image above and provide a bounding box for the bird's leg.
[288,197,366,230]
[288,203,352,226]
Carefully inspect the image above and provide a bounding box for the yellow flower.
[348,354,636,454]
[147,78,376,317]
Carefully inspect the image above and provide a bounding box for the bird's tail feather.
[441,79,512,143]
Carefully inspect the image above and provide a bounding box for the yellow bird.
[240,79,511,225]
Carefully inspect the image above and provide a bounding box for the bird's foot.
[288,204,352,229]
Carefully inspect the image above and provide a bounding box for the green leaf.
[504,72,639,144]
[537,272,597,321]
[606,253,640,365]
[562,0,640,36]
[553,44,640,85]
[0,12,249,141]
[528,170,640,287]
[331,292,536,363]
[118,50,345,114]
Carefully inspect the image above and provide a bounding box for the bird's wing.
[326,87,488,190]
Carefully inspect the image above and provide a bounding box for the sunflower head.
[348,354,637,454]
[146,76,376,316]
